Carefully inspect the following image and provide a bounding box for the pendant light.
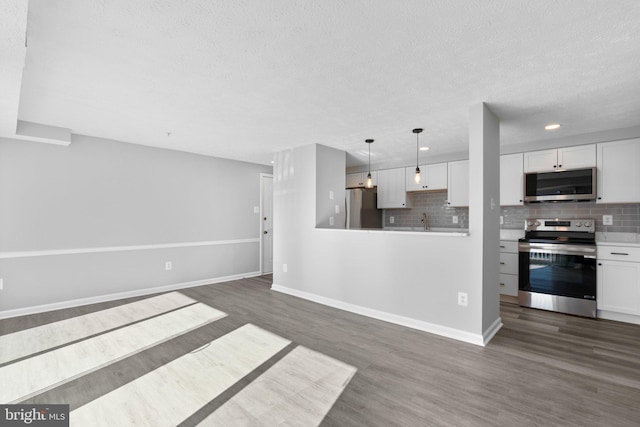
[365,139,374,188]
[413,128,423,184]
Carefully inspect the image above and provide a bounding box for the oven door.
[518,242,597,300]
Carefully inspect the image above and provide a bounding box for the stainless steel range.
[518,218,597,318]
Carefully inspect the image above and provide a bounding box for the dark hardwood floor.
[2,274,639,426]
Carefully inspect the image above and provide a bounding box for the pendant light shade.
[413,128,423,184]
[365,139,374,188]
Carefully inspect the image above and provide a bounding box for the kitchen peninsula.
[271,103,502,346]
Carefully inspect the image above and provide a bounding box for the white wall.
[273,142,500,344]
[0,135,272,314]
[468,103,501,333]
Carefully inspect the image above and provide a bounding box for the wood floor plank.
[3,276,639,426]
[199,346,356,426]
[70,324,290,427]
[0,303,225,403]
[0,291,196,365]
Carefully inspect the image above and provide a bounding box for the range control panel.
[525,218,595,233]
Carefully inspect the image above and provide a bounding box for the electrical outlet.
[0,278,3,290]
[165,261,172,271]
[603,215,613,226]
[500,215,504,225]
[329,190,334,200]
[452,215,458,224]
[253,206,260,214]
[457,292,468,307]
[329,216,335,226]
[390,216,395,224]
[283,264,288,273]
[335,204,340,214]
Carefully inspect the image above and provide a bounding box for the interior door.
[261,174,273,274]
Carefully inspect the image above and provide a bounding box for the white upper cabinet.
[558,144,597,169]
[346,171,378,188]
[405,162,448,192]
[523,148,557,172]
[597,138,640,204]
[446,160,469,207]
[500,153,524,206]
[523,144,596,172]
[377,168,411,209]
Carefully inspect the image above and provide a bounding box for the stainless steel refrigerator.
[345,188,383,229]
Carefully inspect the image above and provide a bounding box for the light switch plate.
[452,215,458,224]
[603,215,613,226]
[390,216,395,224]
[329,216,335,226]
[253,206,260,214]
[329,191,334,200]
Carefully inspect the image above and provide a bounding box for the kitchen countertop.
[596,232,640,247]
[500,229,525,241]
[331,227,469,236]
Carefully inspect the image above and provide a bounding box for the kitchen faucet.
[421,212,429,231]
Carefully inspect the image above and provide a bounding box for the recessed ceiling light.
[545,123,561,131]
[419,146,430,151]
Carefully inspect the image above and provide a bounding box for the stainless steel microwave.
[524,167,597,202]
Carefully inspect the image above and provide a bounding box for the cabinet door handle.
[610,252,629,256]
[558,164,562,168]
[499,245,505,248]
[499,262,505,265]
[597,197,602,200]
[499,283,505,286]
[598,263,602,266]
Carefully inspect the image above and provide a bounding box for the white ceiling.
[3,0,640,167]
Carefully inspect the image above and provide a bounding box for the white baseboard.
[482,317,503,345]
[0,271,262,320]
[597,309,640,325]
[271,284,489,346]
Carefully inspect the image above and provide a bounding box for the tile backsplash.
[384,191,640,233]
[501,201,640,232]
[384,191,468,229]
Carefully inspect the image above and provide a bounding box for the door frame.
[259,173,273,274]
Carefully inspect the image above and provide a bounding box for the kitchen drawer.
[499,240,519,253]
[499,273,518,297]
[598,246,640,263]
[499,252,519,275]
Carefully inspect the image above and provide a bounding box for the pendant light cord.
[416,132,419,168]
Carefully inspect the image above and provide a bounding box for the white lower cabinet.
[499,241,519,296]
[597,245,640,316]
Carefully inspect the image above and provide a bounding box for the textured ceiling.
[6,0,640,167]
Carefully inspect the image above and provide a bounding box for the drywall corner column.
[315,145,346,228]
[468,102,501,339]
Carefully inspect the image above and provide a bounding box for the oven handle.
[518,242,596,256]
